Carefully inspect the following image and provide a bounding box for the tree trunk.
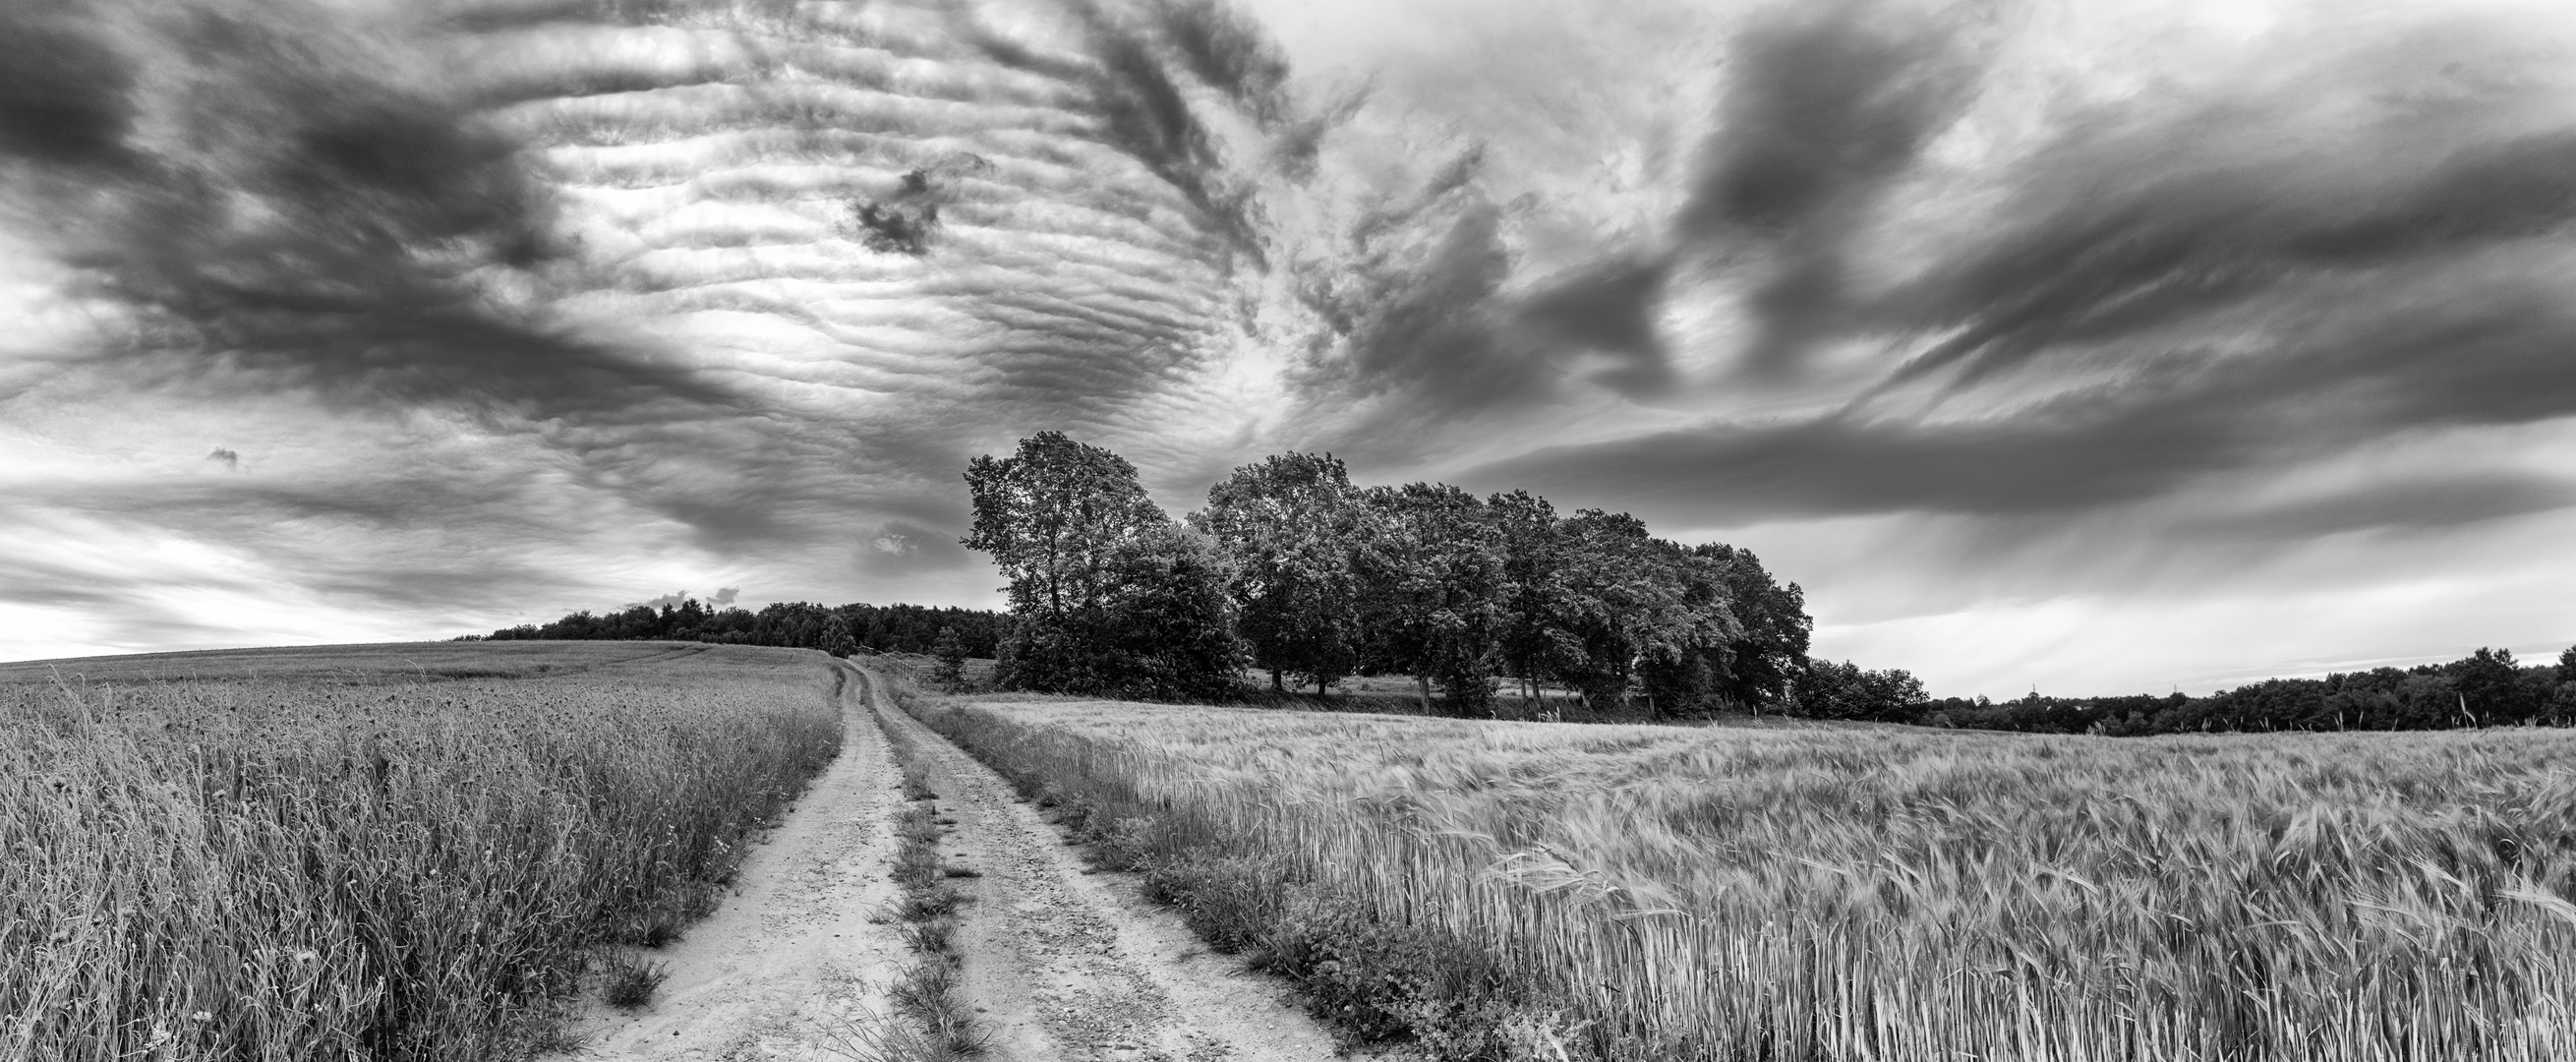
[1271,668,1285,694]
[1416,672,1434,714]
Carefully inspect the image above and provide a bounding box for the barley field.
[0,642,843,1062]
[908,697,2576,1062]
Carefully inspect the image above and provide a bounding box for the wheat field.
[0,643,843,1062]
[909,697,2576,1062]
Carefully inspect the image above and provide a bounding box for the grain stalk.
[0,646,845,1062]
[905,696,2576,1062]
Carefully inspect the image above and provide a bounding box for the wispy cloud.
[1464,0,2576,533]
[5,0,2573,694]
[2,0,1317,650]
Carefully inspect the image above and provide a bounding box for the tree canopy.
[480,599,1004,658]
[482,431,2571,736]
[1191,452,1366,695]
[963,435,1819,717]
[1923,646,2576,735]
[966,432,1244,698]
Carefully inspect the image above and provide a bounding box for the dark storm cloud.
[1480,254,2576,529]
[2196,474,2576,541]
[1295,181,1527,407]
[1287,144,1673,427]
[1,0,1332,609]
[1677,0,1986,376]
[1288,0,1984,436]
[0,0,727,417]
[1515,255,1675,393]
[1469,5,2576,533]
[1151,0,1293,125]
[1677,2,1982,241]
[0,1,137,168]
[0,472,596,633]
[10,469,565,544]
[1874,59,2576,391]
[852,153,995,255]
[948,0,1281,267]
[1475,402,2253,526]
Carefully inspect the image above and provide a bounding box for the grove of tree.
[482,432,2574,735]
[963,432,1838,719]
[481,600,1004,658]
[1924,646,2576,735]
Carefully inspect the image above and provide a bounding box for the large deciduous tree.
[1193,451,1366,696]
[1356,483,1508,716]
[1794,660,1929,722]
[2446,647,2538,725]
[963,432,1241,698]
[1491,490,1576,709]
[1087,523,1246,702]
[1692,544,1811,713]
[1552,510,1738,718]
[964,431,1168,622]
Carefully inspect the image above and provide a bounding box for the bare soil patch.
[866,680,1392,1062]
[542,664,908,1061]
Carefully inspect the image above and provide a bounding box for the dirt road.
[546,662,1379,1062]
[861,672,1385,1062]
[544,665,908,1061]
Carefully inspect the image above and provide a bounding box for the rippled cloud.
[5,0,2574,695]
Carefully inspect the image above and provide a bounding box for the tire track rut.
[542,659,907,1061]
[858,674,1388,1062]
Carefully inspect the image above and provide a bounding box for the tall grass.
[907,698,2576,1061]
[0,645,843,1062]
[860,666,988,1062]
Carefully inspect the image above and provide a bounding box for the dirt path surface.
[864,678,1392,1062]
[545,666,908,1061]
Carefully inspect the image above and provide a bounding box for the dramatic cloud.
[1472,2,2576,534]
[0,0,725,416]
[1673,0,1989,377]
[6,0,2574,697]
[2,0,1319,656]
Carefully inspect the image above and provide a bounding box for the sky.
[4,0,2575,697]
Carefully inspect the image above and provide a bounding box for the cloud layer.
[6,0,2575,696]
[1458,1,2576,532]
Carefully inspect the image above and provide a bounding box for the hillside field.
[905,694,2576,1062]
[0,642,844,1062]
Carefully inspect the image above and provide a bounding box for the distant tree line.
[478,600,1005,658]
[1923,646,2576,735]
[961,432,1869,718]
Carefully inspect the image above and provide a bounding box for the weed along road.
[544,660,1372,1062]
[543,661,911,1060]
[854,665,1381,1062]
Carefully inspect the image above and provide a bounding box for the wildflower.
[191,1010,212,1022]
